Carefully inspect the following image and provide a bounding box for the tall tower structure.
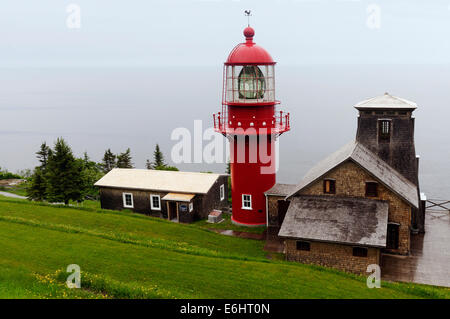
[213,26,290,226]
[354,92,424,232]
[355,92,418,185]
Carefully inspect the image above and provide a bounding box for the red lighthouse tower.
[213,25,290,226]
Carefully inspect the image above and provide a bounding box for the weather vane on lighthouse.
[244,10,251,26]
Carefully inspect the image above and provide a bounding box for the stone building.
[95,169,228,223]
[266,93,424,274]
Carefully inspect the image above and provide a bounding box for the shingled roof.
[95,169,223,194]
[264,183,296,196]
[354,92,417,110]
[286,141,419,208]
[278,195,389,247]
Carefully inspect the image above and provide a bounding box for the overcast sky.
[2,0,450,67]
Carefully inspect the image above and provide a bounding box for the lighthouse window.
[378,120,391,141]
[238,66,265,99]
[242,194,252,210]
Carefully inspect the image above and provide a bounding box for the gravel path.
[0,191,26,199]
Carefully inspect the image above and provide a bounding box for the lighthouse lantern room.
[213,25,290,226]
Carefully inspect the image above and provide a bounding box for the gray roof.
[286,141,419,208]
[95,169,223,194]
[264,183,296,196]
[278,195,389,248]
[354,92,417,110]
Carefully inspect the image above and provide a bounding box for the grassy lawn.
[0,195,448,299]
[192,212,266,234]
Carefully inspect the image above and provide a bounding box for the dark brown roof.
[264,183,296,196]
[286,141,419,208]
[278,195,389,248]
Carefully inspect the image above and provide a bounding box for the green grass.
[0,195,448,299]
[192,212,266,234]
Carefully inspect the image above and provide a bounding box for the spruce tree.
[101,149,116,173]
[45,138,83,205]
[36,142,51,171]
[153,144,165,168]
[226,159,231,174]
[79,155,104,200]
[26,167,47,201]
[116,148,133,168]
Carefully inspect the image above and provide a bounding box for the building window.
[296,241,310,251]
[242,194,252,210]
[387,223,400,249]
[353,247,368,257]
[123,193,134,208]
[189,202,193,212]
[365,182,378,197]
[150,194,161,211]
[378,119,391,142]
[323,179,336,194]
[220,184,225,201]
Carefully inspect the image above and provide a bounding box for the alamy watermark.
[66,3,81,29]
[66,264,81,288]
[366,264,381,288]
[366,3,381,30]
[170,120,280,174]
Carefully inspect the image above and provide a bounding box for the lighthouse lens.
[238,66,265,99]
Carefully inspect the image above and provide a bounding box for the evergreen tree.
[36,142,51,171]
[226,159,231,174]
[79,154,104,200]
[153,144,165,168]
[45,138,83,205]
[101,149,116,173]
[154,165,179,171]
[116,148,133,168]
[26,167,47,201]
[27,142,51,201]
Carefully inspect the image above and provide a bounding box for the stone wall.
[299,160,411,255]
[285,239,380,275]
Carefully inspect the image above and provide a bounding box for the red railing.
[213,109,290,136]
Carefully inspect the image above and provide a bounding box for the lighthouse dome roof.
[225,27,275,65]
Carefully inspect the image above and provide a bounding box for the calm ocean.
[1,65,449,199]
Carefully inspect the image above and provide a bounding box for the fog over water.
[1,65,449,199]
[1,0,450,198]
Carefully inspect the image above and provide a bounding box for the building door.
[387,223,399,249]
[277,200,290,226]
[168,202,178,221]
